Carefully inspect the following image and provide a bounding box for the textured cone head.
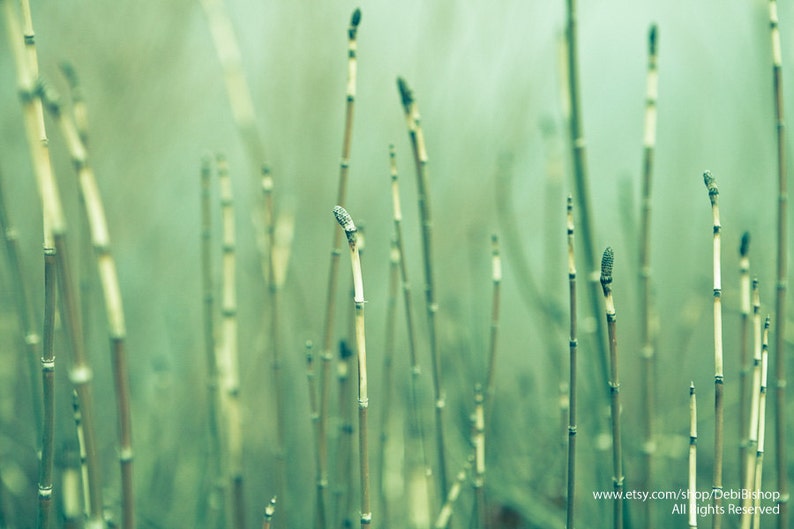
[649,24,658,55]
[703,170,718,194]
[351,8,361,28]
[740,231,751,257]
[333,205,356,233]
[600,246,614,282]
[397,77,413,110]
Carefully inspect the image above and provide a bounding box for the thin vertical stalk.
[565,0,609,389]
[637,26,659,529]
[566,196,577,529]
[600,247,623,529]
[688,383,697,529]
[484,235,502,420]
[703,171,724,529]
[768,2,788,525]
[333,206,372,529]
[262,497,277,529]
[1,5,104,525]
[751,319,770,529]
[742,279,763,510]
[218,155,246,529]
[37,246,56,529]
[71,391,90,518]
[201,156,225,529]
[306,342,327,529]
[471,386,485,529]
[334,340,355,529]
[738,233,751,488]
[433,459,471,529]
[319,13,362,520]
[396,76,449,511]
[389,145,433,525]
[41,83,135,529]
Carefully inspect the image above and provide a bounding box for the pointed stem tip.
[333,205,356,234]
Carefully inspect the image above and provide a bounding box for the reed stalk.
[41,83,135,529]
[334,340,355,528]
[262,497,277,529]
[566,196,577,529]
[2,5,104,525]
[737,233,751,488]
[201,156,225,529]
[600,247,623,529]
[305,342,327,529]
[433,459,471,529]
[742,280,762,502]
[71,391,90,518]
[637,26,659,529]
[319,12,362,519]
[37,246,56,529]
[750,319,770,529]
[472,385,486,529]
[61,443,82,529]
[485,235,502,420]
[565,0,609,389]
[0,166,42,443]
[702,171,724,529]
[217,154,246,529]
[333,205,372,529]
[397,76,449,510]
[688,383,697,529]
[768,2,788,525]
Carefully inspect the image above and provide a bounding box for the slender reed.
[319,12,363,519]
[688,383,697,529]
[703,171,724,529]
[485,235,502,419]
[0,166,42,442]
[751,319,770,529]
[600,247,623,529]
[37,246,56,529]
[333,205,372,529]
[565,0,609,388]
[637,26,659,529]
[305,342,327,529]
[434,459,472,529]
[397,76,449,509]
[2,5,104,525]
[768,2,788,525]
[472,385,486,529]
[61,443,82,529]
[742,279,762,502]
[737,232,751,488]
[262,497,277,529]
[389,145,433,524]
[334,340,355,529]
[218,155,246,529]
[566,196,577,529]
[71,391,90,517]
[201,156,225,529]
[41,83,135,529]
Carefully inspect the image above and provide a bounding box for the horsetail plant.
[397,76,450,509]
[319,12,363,519]
[743,279,763,501]
[738,232,751,488]
[38,245,56,529]
[566,196,578,529]
[703,170,724,529]
[768,2,789,525]
[600,247,623,529]
[333,205,372,529]
[688,383,697,529]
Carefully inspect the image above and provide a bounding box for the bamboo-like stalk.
[262,497,277,529]
[768,2,789,526]
[484,235,502,420]
[688,383,697,529]
[1,4,104,525]
[565,0,609,389]
[742,279,763,504]
[377,237,399,523]
[737,232,751,488]
[637,26,659,529]
[59,62,90,147]
[334,340,355,529]
[333,205,372,529]
[305,342,327,529]
[71,391,90,518]
[472,385,486,529]
[434,459,472,529]
[41,82,136,529]
[0,166,43,443]
[396,76,449,511]
[319,13,362,520]
[37,246,56,529]
[217,155,246,529]
[566,196,577,529]
[389,145,433,525]
[750,319,770,529]
[599,247,623,529]
[703,171,724,529]
[201,156,225,529]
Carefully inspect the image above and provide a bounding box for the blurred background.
[0,0,792,528]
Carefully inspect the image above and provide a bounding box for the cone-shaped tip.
[351,7,361,28]
[600,246,614,282]
[703,170,718,194]
[649,24,658,55]
[333,205,356,233]
[397,76,413,109]
[740,231,751,257]
[339,339,354,360]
